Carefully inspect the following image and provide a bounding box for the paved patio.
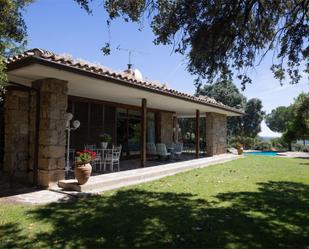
[64,153,207,179]
[58,153,242,194]
[0,179,73,205]
[0,153,242,204]
[277,151,309,158]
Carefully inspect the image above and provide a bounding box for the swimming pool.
[244,151,278,156]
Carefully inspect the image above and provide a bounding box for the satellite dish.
[134,69,143,81]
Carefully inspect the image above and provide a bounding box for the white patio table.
[93,148,113,171]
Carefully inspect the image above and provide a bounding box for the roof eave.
[5,56,245,116]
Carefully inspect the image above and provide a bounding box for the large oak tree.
[1,0,308,96]
[91,0,309,89]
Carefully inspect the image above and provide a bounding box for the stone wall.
[32,78,68,188]
[3,79,68,187]
[160,112,174,144]
[28,90,38,183]
[206,113,227,156]
[3,89,30,182]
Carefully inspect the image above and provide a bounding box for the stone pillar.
[28,90,38,183]
[32,78,68,188]
[159,112,174,144]
[206,113,227,156]
[3,89,30,182]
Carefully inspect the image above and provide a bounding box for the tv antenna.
[116,45,147,69]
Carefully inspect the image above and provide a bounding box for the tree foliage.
[198,78,245,136]
[75,0,309,89]
[265,106,294,133]
[266,92,309,150]
[243,98,265,137]
[291,92,309,140]
[198,76,246,108]
[0,0,33,100]
[2,0,309,94]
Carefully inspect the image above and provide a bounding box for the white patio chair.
[92,149,103,172]
[174,142,183,159]
[147,143,157,158]
[104,145,122,172]
[156,143,171,160]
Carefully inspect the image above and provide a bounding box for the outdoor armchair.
[174,142,183,159]
[156,143,171,160]
[104,145,122,172]
[147,143,157,156]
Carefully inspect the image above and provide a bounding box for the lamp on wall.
[65,113,80,174]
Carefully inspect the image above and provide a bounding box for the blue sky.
[23,0,308,137]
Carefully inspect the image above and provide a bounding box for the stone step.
[57,154,242,193]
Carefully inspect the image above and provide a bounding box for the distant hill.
[259,136,275,142]
[259,136,309,145]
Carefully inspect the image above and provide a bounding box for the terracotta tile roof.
[5,48,244,115]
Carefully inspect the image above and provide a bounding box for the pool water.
[244,151,278,156]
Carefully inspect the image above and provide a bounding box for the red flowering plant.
[76,150,96,166]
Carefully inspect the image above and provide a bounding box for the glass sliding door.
[128,109,141,156]
[147,112,156,143]
[116,108,128,157]
[116,108,156,158]
[67,98,116,150]
[68,97,157,158]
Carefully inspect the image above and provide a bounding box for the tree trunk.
[288,142,292,151]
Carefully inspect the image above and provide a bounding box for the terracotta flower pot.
[237,148,244,155]
[75,163,92,185]
[236,144,244,155]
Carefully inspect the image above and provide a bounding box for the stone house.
[1,49,243,188]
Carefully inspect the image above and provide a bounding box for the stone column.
[160,112,174,144]
[206,113,227,156]
[3,89,30,182]
[32,78,68,188]
[28,90,38,183]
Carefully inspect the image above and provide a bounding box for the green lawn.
[1,156,309,249]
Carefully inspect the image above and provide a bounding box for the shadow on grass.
[1,181,309,248]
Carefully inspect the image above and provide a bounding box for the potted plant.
[236,143,244,155]
[99,133,112,149]
[75,150,96,185]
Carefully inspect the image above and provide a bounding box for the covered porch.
[58,153,241,193]
[67,153,206,179]
[3,49,243,188]
[65,94,213,174]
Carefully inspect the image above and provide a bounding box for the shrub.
[76,150,96,165]
[99,133,112,143]
[303,146,309,152]
[254,141,272,151]
[228,136,261,150]
[292,143,309,152]
[270,137,289,150]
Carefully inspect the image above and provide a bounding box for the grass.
[0,156,308,248]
